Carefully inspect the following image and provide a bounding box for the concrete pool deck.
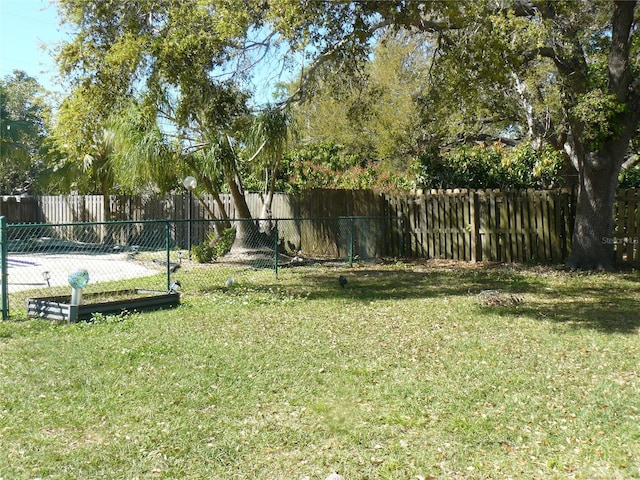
[5,252,162,293]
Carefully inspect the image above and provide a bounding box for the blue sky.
[0,0,69,93]
[0,0,295,106]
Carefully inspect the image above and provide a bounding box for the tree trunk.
[259,157,281,235]
[555,1,639,270]
[226,175,269,249]
[566,150,623,271]
[258,194,274,234]
[196,175,231,235]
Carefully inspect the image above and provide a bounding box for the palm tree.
[245,106,290,234]
[107,101,178,195]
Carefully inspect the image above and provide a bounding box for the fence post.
[349,216,355,267]
[400,215,407,258]
[165,220,171,291]
[1,216,8,320]
[273,219,279,278]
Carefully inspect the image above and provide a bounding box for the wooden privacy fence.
[386,189,575,263]
[3,188,640,265]
[613,189,640,265]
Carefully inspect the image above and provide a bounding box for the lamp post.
[183,176,197,259]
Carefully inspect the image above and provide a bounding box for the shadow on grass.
[290,264,640,335]
[299,266,545,301]
[501,288,640,334]
[182,261,640,334]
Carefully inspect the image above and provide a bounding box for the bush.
[192,228,236,263]
[283,142,362,192]
[413,143,565,190]
[618,163,640,189]
[282,141,568,192]
[284,142,413,192]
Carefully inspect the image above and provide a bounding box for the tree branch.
[621,154,639,171]
[245,140,267,164]
[278,19,394,106]
[608,0,636,100]
[446,133,520,148]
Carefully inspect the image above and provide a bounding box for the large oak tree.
[267,1,639,270]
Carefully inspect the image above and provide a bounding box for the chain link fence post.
[1,216,8,320]
[165,220,172,291]
[349,216,355,267]
[274,218,279,278]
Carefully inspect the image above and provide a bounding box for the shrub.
[619,163,640,189]
[192,228,236,263]
[284,142,413,192]
[413,143,565,190]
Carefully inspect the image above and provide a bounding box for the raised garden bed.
[26,289,180,322]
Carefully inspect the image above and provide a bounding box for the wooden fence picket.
[614,189,640,264]
[489,190,499,260]
[627,190,640,262]
[512,191,523,262]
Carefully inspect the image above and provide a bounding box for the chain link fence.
[1,216,404,319]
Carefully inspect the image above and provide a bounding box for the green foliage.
[88,310,131,325]
[51,86,117,194]
[571,89,629,151]
[281,142,410,192]
[54,0,255,204]
[192,227,236,263]
[289,30,427,165]
[283,142,360,191]
[414,143,565,190]
[0,71,54,194]
[240,106,291,195]
[506,143,566,189]
[245,106,290,164]
[339,162,415,192]
[618,163,640,189]
[281,141,566,192]
[106,101,178,194]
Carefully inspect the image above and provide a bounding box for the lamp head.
[183,176,197,191]
[68,269,89,289]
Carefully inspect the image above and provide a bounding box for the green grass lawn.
[1,261,639,479]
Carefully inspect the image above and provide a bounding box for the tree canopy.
[269,0,640,269]
[0,71,55,194]
[52,0,639,269]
